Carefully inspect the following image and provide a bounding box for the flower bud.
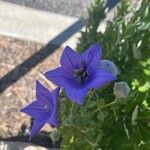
[100,59,119,76]
[113,81,130,98]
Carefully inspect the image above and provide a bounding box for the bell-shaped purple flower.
[44,43,117,105]
[20,81,60,140]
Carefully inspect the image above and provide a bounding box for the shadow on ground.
[0,120,61,148]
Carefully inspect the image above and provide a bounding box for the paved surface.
[1,0,91,18]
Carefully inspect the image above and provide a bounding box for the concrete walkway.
[0,1,84,48]
[1,0,90,18]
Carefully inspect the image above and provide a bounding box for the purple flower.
[44,43,117,105]
[20,81,60,140]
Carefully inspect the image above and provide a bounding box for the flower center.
[73,69,87,79]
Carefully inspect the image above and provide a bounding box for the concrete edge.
[0,1,84,48]
[0,141,59,150]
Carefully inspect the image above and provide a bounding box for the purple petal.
[44,67,67,87]
[20,100,49,119]
[65,85,89,105]
[46,87,60,127]
[44,67,77,88]
[29,119,46,140]
[82,43,102,68]
[88,69,117,89]
[51,87,60,105]
[47,108,59,127]
[36,81,52,103]
[60,46,81,71]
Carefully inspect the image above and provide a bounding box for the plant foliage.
[58,0,150,149]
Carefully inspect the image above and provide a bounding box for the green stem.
[70,103,74,113]
[92,99,118,115]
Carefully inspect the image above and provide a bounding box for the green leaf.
[97,111,108,121]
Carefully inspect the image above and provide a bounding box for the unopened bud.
[113,81,130,98]
[100,59,119,76]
